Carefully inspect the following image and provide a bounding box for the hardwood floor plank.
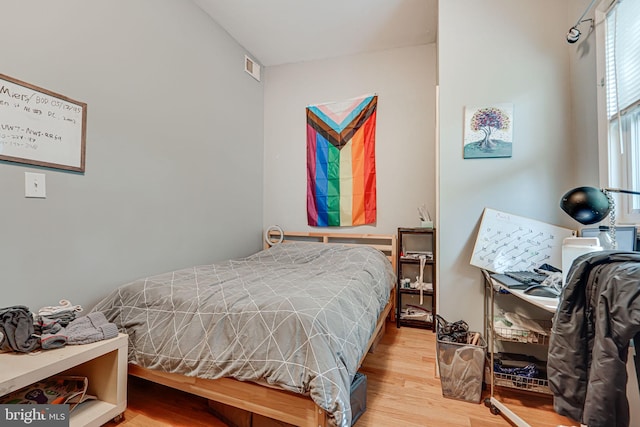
[108,323,578,427]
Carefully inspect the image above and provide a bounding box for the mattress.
[92,242,395,427]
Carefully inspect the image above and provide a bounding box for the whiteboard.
[471,208,576,273]
[0,74,86,172]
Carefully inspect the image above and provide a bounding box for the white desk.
[489,276,558,313]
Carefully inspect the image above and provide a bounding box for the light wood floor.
[108,324,578,427]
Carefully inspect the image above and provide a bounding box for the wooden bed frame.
[128,231,397,427]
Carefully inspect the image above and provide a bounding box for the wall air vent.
[244,55,261,81]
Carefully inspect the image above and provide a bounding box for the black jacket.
[548,251,640,427]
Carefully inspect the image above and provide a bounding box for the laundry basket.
[436,315,486,403]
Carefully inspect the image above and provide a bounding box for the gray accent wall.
[1,1,264,310]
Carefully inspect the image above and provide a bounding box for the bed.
[92,231,396,427]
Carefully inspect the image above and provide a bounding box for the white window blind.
[601,0,640,221]
[606,0,640,118]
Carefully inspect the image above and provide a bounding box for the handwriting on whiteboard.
[471,208,575,273]
[0,74,86,172]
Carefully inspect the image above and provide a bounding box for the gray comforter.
[92,242,395,427]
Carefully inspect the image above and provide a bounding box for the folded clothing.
[38,300,83,327]
[503,312,547,335]
[66,312,118,345]
[34,315,64,335]
[42,311,77,327]
[494,361,539,378]
[0,306,39,353]
[40,332,67,350]
[38,299,83,317]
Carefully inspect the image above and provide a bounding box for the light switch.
[25,172,46,198]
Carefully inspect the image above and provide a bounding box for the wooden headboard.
[264,229,397,271]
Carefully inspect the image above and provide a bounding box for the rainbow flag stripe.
[306,95,377,227]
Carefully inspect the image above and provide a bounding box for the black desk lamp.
[560,186,640,248]
[560,186,610,225]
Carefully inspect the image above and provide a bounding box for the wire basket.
[492,371,553,394]
[436,316,487,403]
[492,319,552,345]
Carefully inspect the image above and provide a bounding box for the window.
[597,0,640,223]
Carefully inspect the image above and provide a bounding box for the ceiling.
[193,0,438,67]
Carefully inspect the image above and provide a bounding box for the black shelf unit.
[396,227,436,331]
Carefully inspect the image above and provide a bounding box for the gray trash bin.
[436,317,486,403]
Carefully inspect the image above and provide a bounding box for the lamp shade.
[560,186,611,225]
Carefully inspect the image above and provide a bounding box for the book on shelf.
[0,375,96,411]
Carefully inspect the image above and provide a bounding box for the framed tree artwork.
[463,104,513,159]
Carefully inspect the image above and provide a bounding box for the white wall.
[438,0,577,329]
[263,45,437,235]
[568,0,600,186]
[0,0,264,310]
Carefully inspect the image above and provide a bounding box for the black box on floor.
[208,372,367,426]
[351,372,367,425]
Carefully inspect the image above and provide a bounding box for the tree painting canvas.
[463,104,513,159]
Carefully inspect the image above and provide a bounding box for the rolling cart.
[482,269,557,426]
